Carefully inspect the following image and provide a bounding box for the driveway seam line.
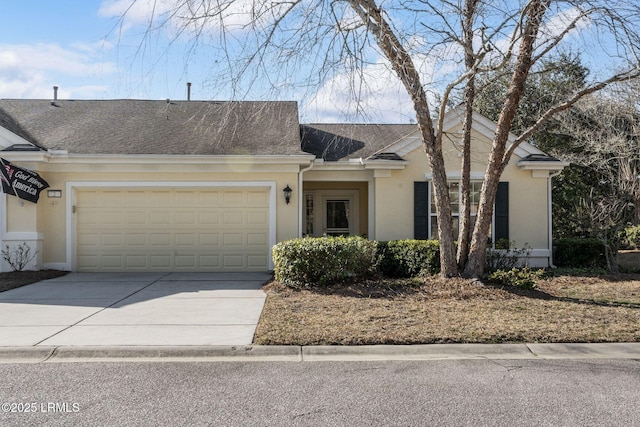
[33,273,173,346]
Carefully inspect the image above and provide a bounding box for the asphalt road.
[0,359,638,426]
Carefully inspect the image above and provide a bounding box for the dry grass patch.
[254,275,640,345]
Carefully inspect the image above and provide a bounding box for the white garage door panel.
[76,188,270,272]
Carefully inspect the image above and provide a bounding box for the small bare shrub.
[1,242,38,271]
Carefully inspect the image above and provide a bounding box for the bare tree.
[555,90,640,271]
[113,0,640,278]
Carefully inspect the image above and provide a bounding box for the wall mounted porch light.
[283,185,292,204]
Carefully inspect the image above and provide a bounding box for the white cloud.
[98,0,291,37]
[541,6,591,41]
[0,44,117,76]
[303,41,463,123]
[98,0,176,31]
[303,65,415,123]
[0,43,118,99]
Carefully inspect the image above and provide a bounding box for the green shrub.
[553,238,607,269]
[487,267,543,289]
[623,225,640,249]
[377,240,440,277]
[272,236,379,287]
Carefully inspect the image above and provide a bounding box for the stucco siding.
[500,168,549,250]
[30,166,301,271]
[374,132,551,253]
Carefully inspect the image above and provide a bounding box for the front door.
[304,190,359,237]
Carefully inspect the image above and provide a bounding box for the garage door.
[75,187,270,272]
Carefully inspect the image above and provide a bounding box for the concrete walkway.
[0,272,270,347]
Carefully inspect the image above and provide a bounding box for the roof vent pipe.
[187,82,192,101]
[51,86,59,106]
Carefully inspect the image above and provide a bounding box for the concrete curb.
[0,347,57,363]
[50,345,302,362]
[302,344,536,361]
[0,343,638,363]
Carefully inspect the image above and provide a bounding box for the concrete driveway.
[0,272,270,346]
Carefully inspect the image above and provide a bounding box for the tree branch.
[505,68,640,164]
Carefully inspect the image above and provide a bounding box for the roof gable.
[0,99,303,156]
[375,105,549,160]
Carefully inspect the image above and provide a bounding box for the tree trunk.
[456,0,478,269]
[464,168,501,277]
[429,147,458,277]
[463,0,550,278]
[345,0,459,276]
[457,87,474,270]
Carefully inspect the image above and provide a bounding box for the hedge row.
[377,240,440,277]
[273,236,609,287]
[272,237,440,287]
[553,238,607,269]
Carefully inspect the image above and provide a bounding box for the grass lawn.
[254,273,640,345]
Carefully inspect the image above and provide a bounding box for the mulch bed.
[0,270,68,293]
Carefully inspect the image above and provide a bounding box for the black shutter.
[495,182,509,243]
[414,181,429,239]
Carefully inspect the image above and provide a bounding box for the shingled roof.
[0,99,304,156]
[300,123,417,161]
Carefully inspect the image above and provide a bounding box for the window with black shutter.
[414,180,508,245]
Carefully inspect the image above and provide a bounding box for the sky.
[0,0,420,122]
[0,1,634,123]
[0,1,197,101]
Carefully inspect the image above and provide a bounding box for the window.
[305,193,314,235]
[430,181,483,240]
[325,200,351,236]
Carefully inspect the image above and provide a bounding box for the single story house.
[0,98,566,272]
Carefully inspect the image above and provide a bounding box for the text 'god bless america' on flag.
[0,158,49,204]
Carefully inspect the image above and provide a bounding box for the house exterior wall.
[374,168,416,241]
[2,160,304,271]
[499,167,549,250]
[2,194,42,271]
[372,126,551,264]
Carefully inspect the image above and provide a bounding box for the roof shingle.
[0,99,304,156]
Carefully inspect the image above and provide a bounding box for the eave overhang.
[517,158,569,178]
[310,158,407,171]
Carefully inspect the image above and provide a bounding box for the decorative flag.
[0,158,49,203]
